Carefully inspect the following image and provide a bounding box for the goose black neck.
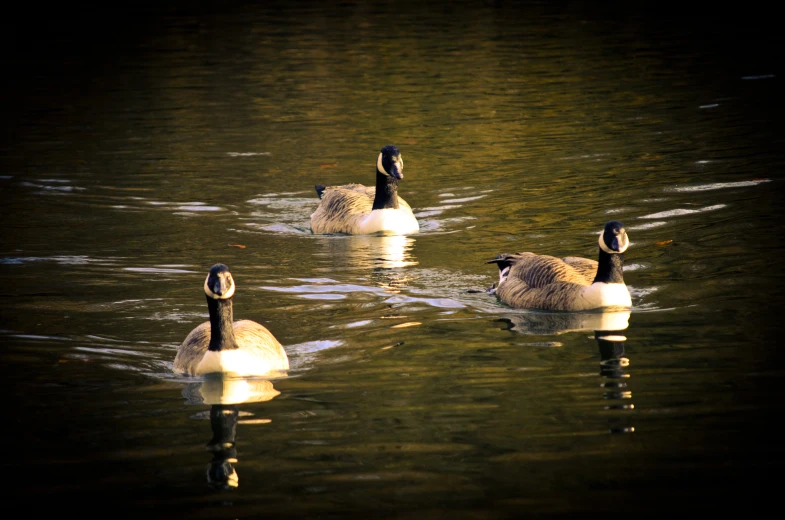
[372,170,400,210]
[595,334,627,379]
[593,251,625,284]
[207,296,238,351]
[206,404,238,490]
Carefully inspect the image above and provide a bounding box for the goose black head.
[204,263,236,300]
[598,221,629,254]
[376,145,404,180]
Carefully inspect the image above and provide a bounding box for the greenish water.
[2,1,784,517]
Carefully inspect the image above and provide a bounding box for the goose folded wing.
[509,254,593,288]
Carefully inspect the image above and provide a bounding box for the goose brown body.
[310,183,417,235]
[488,221,632,312]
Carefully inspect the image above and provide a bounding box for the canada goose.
[173,264,289,376]
[310,145,419,235]
[487,221,632,311]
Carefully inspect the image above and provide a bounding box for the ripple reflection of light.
[182,376,281,406]
[640,204,726,219]
[500,309,630,336]
[667,179,770,192]
[316,234,418,269]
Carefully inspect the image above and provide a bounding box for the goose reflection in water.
[317,234,418,292]
[501,309,635,434]
[182,375,281,490]
[500,309,630,337]
[595,331,634,434]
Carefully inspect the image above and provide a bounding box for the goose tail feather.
[487,253,517,271]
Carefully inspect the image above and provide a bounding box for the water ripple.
[262,282,389,296]
[667,179,771,192]
[383,294,465,309]
[123,267,196,274]
[640,204,726,219]
[0,255,123,266]
[21,180,87,193]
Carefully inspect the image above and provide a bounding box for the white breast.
[580,283,632,310]
[357,209,419,235]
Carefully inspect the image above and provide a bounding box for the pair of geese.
[173,145,632,376]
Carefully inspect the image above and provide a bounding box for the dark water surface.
[2,1,784,517]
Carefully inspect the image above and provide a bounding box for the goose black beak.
[612,230,628,252]
[212,277,231,296]
[389,164,403,180]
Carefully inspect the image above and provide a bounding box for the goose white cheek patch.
[599,232,629,254]
[204,274,236,299]
[377,153,389,176]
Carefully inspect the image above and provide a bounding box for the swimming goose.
[173,264,289,376]
[310,145,419,235]
[487,221,632,311]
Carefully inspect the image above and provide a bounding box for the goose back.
[493,254,602,311]
[310,184,416,235]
